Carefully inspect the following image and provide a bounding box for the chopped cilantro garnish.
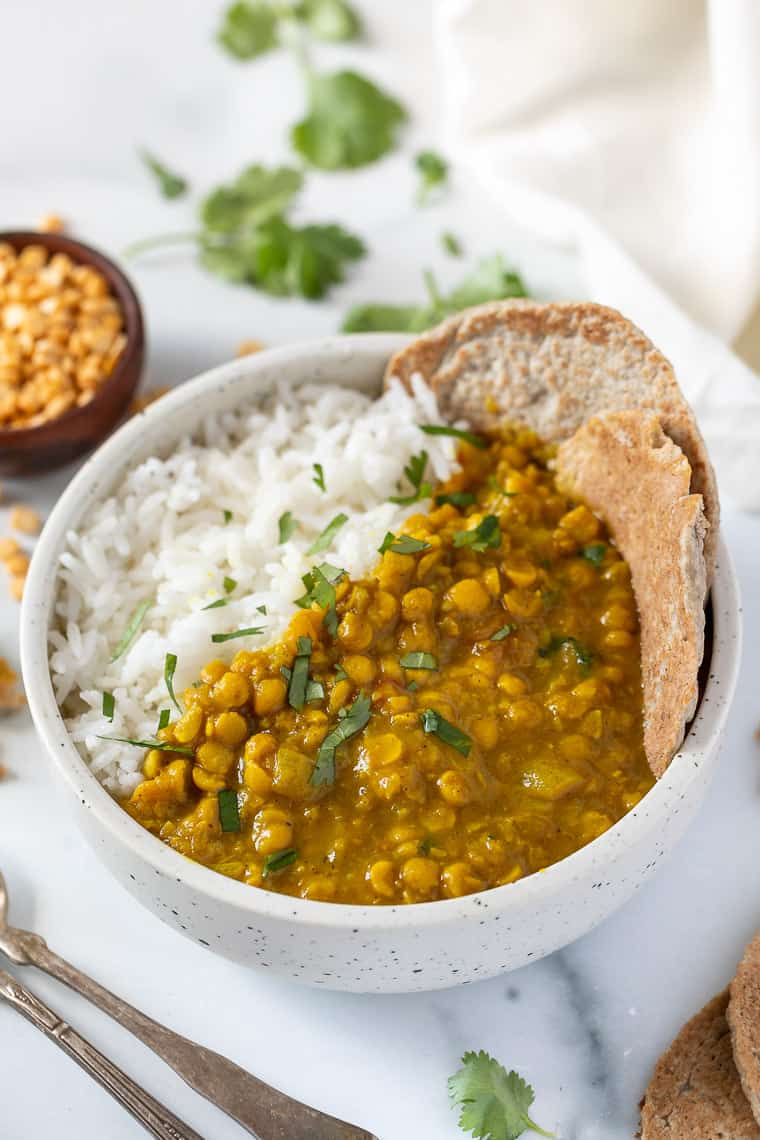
[157,708,171,732]
[278,510,298,543]
[307,512,348,555]
[449,1050,554,1140]
[311,692,372,786]
[223,576,237,593]
[218,789,241,833]
[406,680,419,692]
[420,708,471,757]
[418,836,433,856]
[110,599,151,661]
[378,532,431,555]
[490,624,515,642]
[164,653,181,711]
[211,626,265,643]
[223,509,233,525]
[389,450,432,505]
[262,847,298,877]
[399,651,438,671]
[295,562,345,637]
[419,423,487,449]
[313,463,326,491]
[334,665,349,681]
[202,597,230,610]
[287,636,313,710]
[436,490,476,509]
[97,736,194,757]
[101,692,114,721]
[256,604,267,614]
[581,543,606,567]
[453,515,501,552]
[539,635,593,672]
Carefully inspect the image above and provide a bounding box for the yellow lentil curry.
[124,426,654,904]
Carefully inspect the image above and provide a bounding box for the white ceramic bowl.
[21,335,742,994]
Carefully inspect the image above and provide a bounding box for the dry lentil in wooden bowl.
[0,231,144,477]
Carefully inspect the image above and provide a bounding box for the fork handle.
[16,932,376,1140]
[0,970,204,1140]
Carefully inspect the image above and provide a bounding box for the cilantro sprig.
[342,258,528,333]
[125,163,365,300]
[449,1051,554,1140]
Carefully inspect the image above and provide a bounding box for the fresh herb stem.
[122,231,200,260]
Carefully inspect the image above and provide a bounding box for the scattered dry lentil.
[9,504,41,535]
[0,657,24,712]
[236,339,265,357]
[129,386,170,416]
[37,213,65,234]
[0,241,127,430]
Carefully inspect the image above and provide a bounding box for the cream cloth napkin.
[436,0,760,510]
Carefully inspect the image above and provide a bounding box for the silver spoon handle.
[0,970,204,1140]
[16,932,376,1140]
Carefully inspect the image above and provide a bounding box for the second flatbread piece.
[640,990,760,1138]
[729,931,760,1127]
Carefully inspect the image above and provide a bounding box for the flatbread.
[729,932,760,1127]
[640,990,760,1139]
[556,411,707,777]
[385,300,718,577]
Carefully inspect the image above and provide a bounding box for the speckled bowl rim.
[20,334,742,933]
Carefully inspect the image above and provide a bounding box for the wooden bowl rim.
[0,230,144,447]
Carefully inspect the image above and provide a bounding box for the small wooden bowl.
[0,231,145,477]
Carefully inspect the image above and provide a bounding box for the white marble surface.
[1,3,758,1138]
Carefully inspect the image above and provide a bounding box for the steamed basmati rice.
[50,376,459,795]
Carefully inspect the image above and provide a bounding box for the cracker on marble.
[640,990,760,1139]
[729,931,760,1127]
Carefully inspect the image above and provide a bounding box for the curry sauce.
[123,427,653,904]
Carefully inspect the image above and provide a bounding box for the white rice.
[50,376,459,795]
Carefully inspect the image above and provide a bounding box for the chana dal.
[123,427,653,904]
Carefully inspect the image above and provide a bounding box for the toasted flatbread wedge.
[640,990,760,1139]
[385,300,718,576]
[729,932,760,1127]
[556,411,707,777]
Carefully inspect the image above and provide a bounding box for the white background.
[1,3,759,1138]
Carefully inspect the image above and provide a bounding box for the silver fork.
[0,870,378,1140]
[0,969,205,1140]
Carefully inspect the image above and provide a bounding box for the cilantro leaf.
[139,150,188,200]
[292,70,407,170]
[442,231,463,257]
[307,512,348,555]
[298,0,361,41]
[217,1,279,59]
[580,543,606,566]
[415,150,448,204]
[453,515,501,552]
[389,450,432,505]
[201,165,303,233]
[378,532,431,555]
[420,708,471,756]
[449,1051,554,1140]
[341,303,431,333]
[341,256,528,333]
[278,511,299,543]
[201,216,365,299]
[448,255,527,309]
[295,562,345,637]
[538,635,593,672]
